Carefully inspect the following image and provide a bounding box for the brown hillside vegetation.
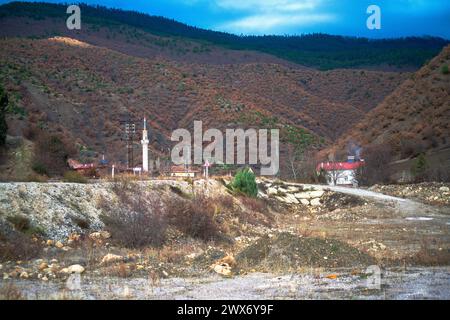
[0,16,307,68]
[328,45,450,160]
[0,36,407,165]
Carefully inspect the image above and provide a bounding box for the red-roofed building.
[67,159,95,171]
[316,156,365,186]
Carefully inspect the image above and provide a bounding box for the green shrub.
[441,64,449,75]
[32,162,48,175]
[229,168,258,197]
[63,171,88,183]
[411,153,428,182]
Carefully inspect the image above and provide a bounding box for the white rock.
[277,187,288,193]
[439,186,449,192]
[213,263,232,277]
[89,232,102,240]
[310,198,322,206]
[258,191,268,199]
[284,193,299,204]
[100,231,111,239]
[61,264,85,274]
[294,192,310,199]
[309,190,325,198]
[300,199,310,206]
[266,187,278,195]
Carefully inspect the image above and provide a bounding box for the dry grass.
[100,181,168,249]
[0,221,42,261]
[0,282,25,300]
[167,194,222,242]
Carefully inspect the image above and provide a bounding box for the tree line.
[1,2,448,70]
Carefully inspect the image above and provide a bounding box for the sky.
[1,0,450,38]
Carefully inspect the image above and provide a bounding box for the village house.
[317,156,365,186]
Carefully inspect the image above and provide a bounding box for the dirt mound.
[320,192,366,210]
[237,233,375,271]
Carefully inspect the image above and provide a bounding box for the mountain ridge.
[1,2,448,70]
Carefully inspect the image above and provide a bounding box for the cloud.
[213,0,335,34]
[215,0,320,12]
[220,13,335,34]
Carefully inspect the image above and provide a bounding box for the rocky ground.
[370,183,450,207]
[0,179,449,300]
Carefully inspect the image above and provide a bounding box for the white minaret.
[141,117,149,172]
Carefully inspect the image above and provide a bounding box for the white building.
[141,117,149,172]
[317,157,365,186]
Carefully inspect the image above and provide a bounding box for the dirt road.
[298,183,450,219]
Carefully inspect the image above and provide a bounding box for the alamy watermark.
[367,5,381,30]
[171,121,279,176]
[66,5,81,30]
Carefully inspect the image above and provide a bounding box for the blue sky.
[2,0,450,38]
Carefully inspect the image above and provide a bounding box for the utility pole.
[125,122,136,169]
[120,116,138,170]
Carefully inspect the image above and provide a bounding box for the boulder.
[277,187,288,194]
[38,262,48,271]
[294,192,310,199]
[100,231,111,239]
[258,191,268,199]
[439,186,449,193]
[310,198,322,207]
[266,187,278,196]
[61,264,85,274]
[284,193,299,204]
[89,231,111,241]
[309,190,325,198]
[55,241,64,249]
[101,253,124,265]
[213,263,232,277]
[300,199,310,206]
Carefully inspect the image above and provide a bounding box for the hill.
[0,2,448,70]
[324,45,450,182]
[331,45,450,155]
[0,36,409,175]
[2,2,442,179]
